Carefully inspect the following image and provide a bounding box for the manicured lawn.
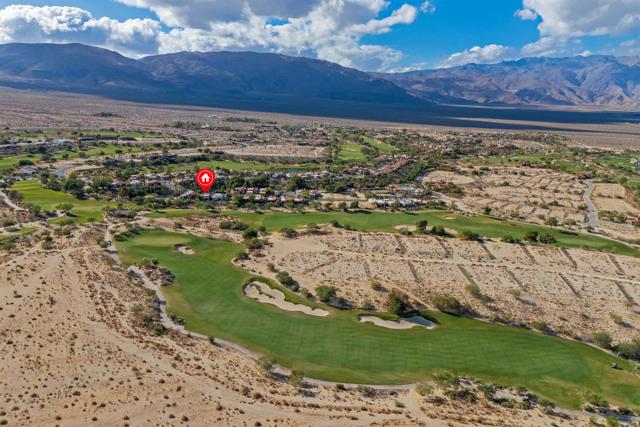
[362,136,396,154]
[337,142,365,162]
[0,154,40,171]
[10,180,117,224]
[116,229,640,409]
[147,209,640,257]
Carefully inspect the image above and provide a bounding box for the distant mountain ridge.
[0,43,417,109]
[0,43,638,112]
[379,55,640,107]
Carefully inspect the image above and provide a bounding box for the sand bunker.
[175,244,194,255]
[359,315,435,330]
[245,281,329,316]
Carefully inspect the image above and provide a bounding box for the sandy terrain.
[431,167,588,225]
[218,143,327,159]
[423,171,476,186]
[360,315,435,330]
[593,183,640,216]
[175,244,195,255]
[247,228,640,343]
[245,281,329,316]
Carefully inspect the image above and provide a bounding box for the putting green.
[116,229,640,409]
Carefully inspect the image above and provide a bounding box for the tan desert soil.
[247,228,640,343]
[436,167,588,226]
[423,171,476,186]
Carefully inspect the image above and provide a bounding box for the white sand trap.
[394,225,417,232]
[245,282,329,317]
[175,244,194,255]
[359,315,435,330]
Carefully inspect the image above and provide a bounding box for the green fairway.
[10,180,116,224]
[362,136,396,154]
[147,209,640,257]
[337,142,366,161]
[116,229,640,409]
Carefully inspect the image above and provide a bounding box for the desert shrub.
[431,225,447,236]
[532,321,551,332]
[606,418,620,427]
[315,285,337,302]
[288,370,305,388]
[460,230,481,241]
[415,382,433,396]
[431,294,467,315]
[432,370,459,389]
[416,220,428,233]
[280,227,298,238]
[244,238,264,250]
[507,289,522,299]
[258,355,275,372]
[242,228,259,240]
[276,271,299,291]
[502,235,521,244]
[610,313,625,325]
[356,385,376,397]
[617,337,640,360]
[591,332,613,349]
[387,290,410,314]
[539,233,557,244]
[580,389,609,408]
[371,281,383,291]
[524,231,539,242]
[465,283,482,299]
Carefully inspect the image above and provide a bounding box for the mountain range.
[0,43,638,121]
[379,55,640,108]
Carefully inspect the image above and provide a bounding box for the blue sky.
[0,0,638,71]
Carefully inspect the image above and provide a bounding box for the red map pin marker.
[195,168,216,193]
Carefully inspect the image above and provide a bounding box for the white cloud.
[521,0,640,37]
[511,0,640,60]
[520,36,567,56]
[0,1,418,71]
[152,0,418,70]
[515,8,538,20]
[0,5,160,55]
[439,44,516,68]
[420,1,436,14]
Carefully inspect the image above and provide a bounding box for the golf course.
[147,209,640,257]
[115,229,640,410]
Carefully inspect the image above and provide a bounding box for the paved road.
[583,180,599,227]
[0,189,25,211]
